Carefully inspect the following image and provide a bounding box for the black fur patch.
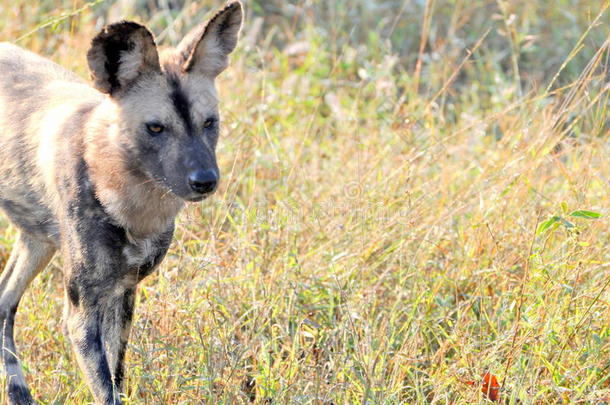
[114,288,134,389]
[80,325,114,393]
[104,38,134,94]
[0,305,17,354]
[167,74,193,134]
[67,280,80,307]
[121,289,135,324]
[2,307,18,366]
[7,381,34,405]
[81,324,102,354]
[113,341,127,389]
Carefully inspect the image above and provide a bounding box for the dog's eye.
[146,123,165,135]
[203,117,217,129]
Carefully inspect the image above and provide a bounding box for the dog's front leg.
[62,238,132,405]
[65,282,126,405]
[101,287,135,391]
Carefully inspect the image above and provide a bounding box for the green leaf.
[538,216,561,234]
[570,210,602,219]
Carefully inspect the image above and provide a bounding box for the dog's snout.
[188,169,218,195]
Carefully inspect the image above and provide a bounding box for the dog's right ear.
[87,21,161,95]
[177,1,243,77]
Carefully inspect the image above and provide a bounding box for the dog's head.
[87,2,242,201]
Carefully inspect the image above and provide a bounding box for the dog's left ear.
[178,1,243,77]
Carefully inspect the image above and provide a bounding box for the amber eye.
[146,123,165,135]
[203,117,217,129]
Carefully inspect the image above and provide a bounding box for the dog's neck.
[83,101,184,240]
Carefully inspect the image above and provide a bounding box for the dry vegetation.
[0,0,609,403]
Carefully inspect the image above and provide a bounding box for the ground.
[0,0,608,403]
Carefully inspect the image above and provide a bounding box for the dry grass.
[0,0,609,403]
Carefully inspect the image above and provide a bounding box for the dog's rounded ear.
[177,1,243,77]
[87,21,161,95]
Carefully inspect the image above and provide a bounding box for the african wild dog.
[0,2,242,403]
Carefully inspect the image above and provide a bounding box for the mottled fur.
[0,2,242,404]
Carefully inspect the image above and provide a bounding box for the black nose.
[188,169,218,195]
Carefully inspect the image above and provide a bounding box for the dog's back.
[0,42,81,83]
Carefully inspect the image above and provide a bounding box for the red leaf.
[482,372,500,401]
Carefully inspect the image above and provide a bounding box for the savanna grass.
[0,0,608,403]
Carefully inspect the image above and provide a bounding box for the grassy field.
[0,0,609,403]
